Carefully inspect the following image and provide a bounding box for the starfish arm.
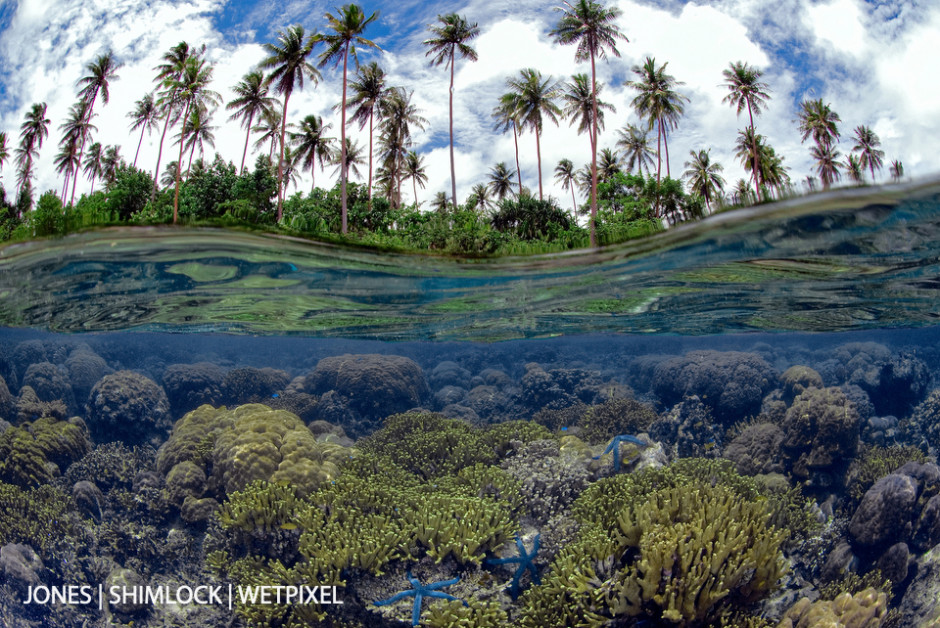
[411,592,423,627]
[425,590,460,602]
[426,577,461,590]
[374,590,415,607]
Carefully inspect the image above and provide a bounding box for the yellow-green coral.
[481,420,554,455]
[217,480,300,532]
[0,482,73,554]
[778,588,888,628]
[0,417,90,487]
[519,459,789,627]
[579,398,659,444]
[423,597,509,627]
[847,445,928,505]
[361,412,496,479]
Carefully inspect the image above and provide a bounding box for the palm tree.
[83,142,104,195]
[332,137,365,182]
[890,160,904,182]
[598,147,621,182]
[844,153,864,185]
[431,191,450,214]
[252,106,283,162]
[492,92,524,197]
[260,25,320,221]
[404,150,428,207]
[161,161,179,189]
[169,56,220,221]
[317,4,380,233]
[72,50,121,206]
[346,61,389,204]
[0,132,7,177]
[152,42,205,203]
[469,183,493,213]
[180,104,217,176]
[424,13,480,208]
[627,57,688,184]
[615,124,655,177]
[15,102,50,202]
[551,0,627,247]
[683,149,725,210]
[226,70,276,173]
[291,115,335,193]
[59,100,96,202]
[721,61,770,199]
[811,143,841,189]
[127,93,159,168]
[281,145,303,193]
[488,162,515,201]
[54,142,80,200]
[554,158,578,216]
[561,73,615,151]
[377,87,427,207]
[797,98,841,149]
[758,143,790,197]
[732,178,752,205]
[101,145,122,188]
[851,125,884,182]
[507,68,562,201]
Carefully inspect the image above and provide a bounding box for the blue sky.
[0,0,936,208]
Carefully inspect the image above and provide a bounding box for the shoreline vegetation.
[0,2,906,257]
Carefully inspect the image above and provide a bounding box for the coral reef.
[64,345,113,409]
[780,386,860,490]
[21,361,76,415]
[221,366,291,405]
[0,417,91,486]
[653,350,777,424]
[85,370,172,445]
[777,588,888,628]
[304,353,430,435]
[725,422,786,476]
[161,361,226,417]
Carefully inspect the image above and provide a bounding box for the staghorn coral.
[362,412,496,479]
[518,459,787,627]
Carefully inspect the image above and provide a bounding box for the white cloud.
[805,0,866,56]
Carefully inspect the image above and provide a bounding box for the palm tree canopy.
[252,106,283,151]
[720,61,770,117]
[598,147,621,181]
[77,50,122,106]
[797,98,841,147]
[562,73,615,138]
[226,71,276,128]
[507,68,563,134]
[615,124,655,175]
[83,142,104,179]
[60,100,97,145]
[332,137,365,180]
[424,13,480,68]
[291,115,336,169]
[852,124,885,176]
[683,148,726,202]
[260,25,320,98]
[19,102,51,151]
[627,57,688,132]
[404,151,428,186]
[180,104,217,156]
[488,162,515,200]
[554,158,576,189]
[550,0,627,63]
[346,61,388,129]
[811,143,842,186]
[317,4,381,69]
[844,153,864,183]
[0,132,8,170]
[128,93,159,132]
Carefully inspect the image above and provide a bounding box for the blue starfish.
[593,434,650,472]
[485,534,541,599]
[373,571,466,626]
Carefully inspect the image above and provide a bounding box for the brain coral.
[85,370,172,445]
[156,403,350,503]
[652,350,777,424]
[781,386,860,489]
[304,354,429,434]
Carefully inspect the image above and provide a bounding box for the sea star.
[373,571,465,626]
[485,533,541,599]
[593,434,650,471]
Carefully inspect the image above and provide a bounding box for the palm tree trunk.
[134,127,146,168]
[152,111,173,204]
[367,110,374,206]
[589,52,599,248]
[570,184,576,218]
[187,142,196,178]
[61,172,70,201]
[869,160,875,183]
[173,100,193,224]
[663,129,671,178]
[340,43,350,234]
[276,92,291,222]
[239,111,254,174]
[448,50,457,208]
[747,99,760,200]
[513,122,522,197]
[90,177,96,196]
[535,128,543,201]
[656,118,662,183]
[71,93,98,208]
[413,177,418,207]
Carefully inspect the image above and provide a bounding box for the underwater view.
[1,182,940,627]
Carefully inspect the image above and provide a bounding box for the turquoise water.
[2,180,940,626]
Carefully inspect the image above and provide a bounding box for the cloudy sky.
[0,0,937,209]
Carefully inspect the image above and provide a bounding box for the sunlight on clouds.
[805,0,866,56]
